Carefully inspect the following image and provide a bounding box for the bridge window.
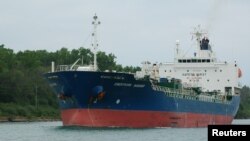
[178,59,211,63]
[192,59,197,63]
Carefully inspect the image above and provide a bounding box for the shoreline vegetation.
[0,44,250,121]
[0,44,140,122]
[0,116,60,122]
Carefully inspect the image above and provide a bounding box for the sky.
[0,0,250,86]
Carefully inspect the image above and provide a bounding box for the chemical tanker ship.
[44,15,242,128]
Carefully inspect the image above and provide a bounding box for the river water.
[0,119,249,141]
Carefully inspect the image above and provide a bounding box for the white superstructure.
[136,26,242,95]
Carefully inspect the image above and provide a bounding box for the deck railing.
[56,65,80,71]
[152,84,230,104]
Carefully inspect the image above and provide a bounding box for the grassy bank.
[0,103,60,122]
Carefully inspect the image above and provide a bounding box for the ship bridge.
[136,25,241,96]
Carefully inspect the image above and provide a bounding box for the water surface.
[0,119,249,141]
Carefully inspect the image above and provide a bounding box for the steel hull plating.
[61,109,234,128]
[45,71,240,128]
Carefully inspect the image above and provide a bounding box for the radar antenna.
[191,25,207,42]
[190,25,208,57]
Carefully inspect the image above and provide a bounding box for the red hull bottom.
[61,109,234,128]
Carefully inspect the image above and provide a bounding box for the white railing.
[56,65,80,71]
[152,84,230,104]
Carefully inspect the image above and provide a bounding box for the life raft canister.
[238,68,242,78]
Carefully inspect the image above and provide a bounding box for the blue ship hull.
[44,71,240,127]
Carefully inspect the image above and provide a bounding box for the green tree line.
[0,44,140,120]
[0,44,249,120]
[236,86,250,118]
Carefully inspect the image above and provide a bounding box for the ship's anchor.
[89,85,106,104]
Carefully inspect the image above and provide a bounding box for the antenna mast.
[191,25,207,57]
[92,14,101,71]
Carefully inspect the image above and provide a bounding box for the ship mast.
[191,25,207,58]
[92,14,101,71]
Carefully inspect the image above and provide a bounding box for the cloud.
[0,0,249,85]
